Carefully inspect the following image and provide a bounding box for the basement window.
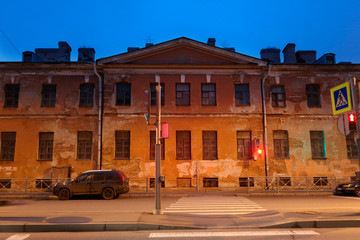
[239,177,254,187]
[203,178,218,187]
[313,177,328,186]
[0,179,11,189]
[149,178,165,188]
[279,177,291,186]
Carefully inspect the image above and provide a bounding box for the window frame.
[271,85,286,107]
[202,131,218,160]
[115,130,130,160]
[77,131,92,160]
[1,132,16,161]
[41,84,56,107]
[201,83,216,106]
[346,131,358,159]
[79,84,95,107]
[4,84,19,107]
[176,83,190,106]
[237,131,252,159]
[235,84,250,106]
[273,130,290,159]
[116,83,131,106]
[306,84,321,108]
[38,132,54,161]
[150,83,165,106]
[310,131,326,159]
[176,131,191,160]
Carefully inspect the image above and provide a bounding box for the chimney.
[283,43,296,64]
[145,43,154,48]
[78,48,95,63]
[296,51,316,64]
[127,47,140,52]
[260,48,280,63]
[207,38,216,46]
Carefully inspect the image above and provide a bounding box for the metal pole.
[351,78,360,170]
[153,78,162,215]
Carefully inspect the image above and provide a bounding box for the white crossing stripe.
[163,196,266,215]
[6,234,31,240]
[149,230,320,238]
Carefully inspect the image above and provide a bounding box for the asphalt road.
[2,228,360,240]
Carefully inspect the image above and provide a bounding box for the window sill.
[79,105,94,108]
[176,158,192,160]
[114,158,131,160]
[76,158,91,161]
[312,157,327,160]
[37,159,52,161]
[0,159,14,161]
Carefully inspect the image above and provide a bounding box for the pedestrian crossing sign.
[330,82,352,115]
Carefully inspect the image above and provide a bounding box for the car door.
[90,172,105,194]
[71,173,92,195]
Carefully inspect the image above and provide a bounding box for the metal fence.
[0,176,353,194]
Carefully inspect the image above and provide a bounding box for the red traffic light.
[349,113,356,122]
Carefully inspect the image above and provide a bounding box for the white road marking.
[332,195,360,200]
[149,230,320,238]
[164,196,266,215]
[6,234,31,240]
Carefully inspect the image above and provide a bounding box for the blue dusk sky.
[1,0,360,63]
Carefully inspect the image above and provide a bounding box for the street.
[2,229,360,240]
[1,194,360,239]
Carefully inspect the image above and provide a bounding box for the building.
[0,37,359,190]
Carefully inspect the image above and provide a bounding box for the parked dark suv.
[53,170,129,200]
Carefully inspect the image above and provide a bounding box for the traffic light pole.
[351,78,360,170]
[153,80,162,215]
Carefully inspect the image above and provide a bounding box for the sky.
[1,0,360,63]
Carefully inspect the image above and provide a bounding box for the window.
[115,131,130,159]
[176,83,190,106]
[239,177,254,187]
[4,84,19,107]
[203,131,218,160]
[79,84,94,107]
[150,83,164,106]
[0,179,11,189]
[38,132,54,161]
[203,178,218,187]
[306,84,321,107]
[177,178,191,187]
[201,83,216,105]
[237,131,252,159]
[176,131,191,159]
[1,132,16,161]
[116,83,131,106]
[235,84,250,106]
[313,177,328,186]
[41,85,56,107]
[310,131,326,159]
[273,130,290,159]
[346,132,358,159]
[77,131,92,160]
[279,177,291,186]
[271,86,286,107]
[149,131,165,160]
[149,178,165,188]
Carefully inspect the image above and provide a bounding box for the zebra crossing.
[163,196,266,215]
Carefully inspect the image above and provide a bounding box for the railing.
[0,176,352,194]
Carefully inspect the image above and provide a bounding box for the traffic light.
[253,137,263,161]
[348,113,357,131]
[144,89,151,125]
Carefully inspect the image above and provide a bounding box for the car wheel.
[102,188,115,200]
[355,188,360,196]
[58,188,70,200]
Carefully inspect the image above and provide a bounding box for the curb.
[262,220,360,229]
[0,223,202,233]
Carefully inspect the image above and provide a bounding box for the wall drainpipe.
[261,64,272,179]
[93,62,103,170]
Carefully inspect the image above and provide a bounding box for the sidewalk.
[1,191,360,233]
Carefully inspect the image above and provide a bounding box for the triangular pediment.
[97,37,266,66]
